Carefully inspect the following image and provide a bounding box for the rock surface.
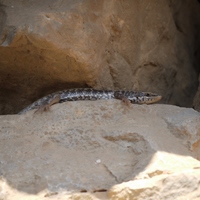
[194,75,200,112]
[0,101,200,199]
[0,0,199,114]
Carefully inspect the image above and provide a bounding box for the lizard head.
[135,92,162,104]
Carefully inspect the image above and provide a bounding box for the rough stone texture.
[0,0,199,114]
[109,170,200,200]
[0,101,200,199]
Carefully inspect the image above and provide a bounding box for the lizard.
[18,88,162,114]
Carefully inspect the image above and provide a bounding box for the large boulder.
[0,101,199,199]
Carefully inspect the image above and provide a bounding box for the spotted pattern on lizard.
[18,88,162,114]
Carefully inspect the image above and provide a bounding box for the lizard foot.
[34,95,61,113]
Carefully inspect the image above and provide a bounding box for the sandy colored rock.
[0,101,200,199]
[109,170,200,200]
[0,0,199,114]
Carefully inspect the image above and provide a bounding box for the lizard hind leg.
[35,95,61,113]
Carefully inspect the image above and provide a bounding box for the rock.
[109,169,200,200]
[0,101,200,199]
[193,75,200,112]
[0,0,199,114]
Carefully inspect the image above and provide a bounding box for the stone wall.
[0,0,199,114]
